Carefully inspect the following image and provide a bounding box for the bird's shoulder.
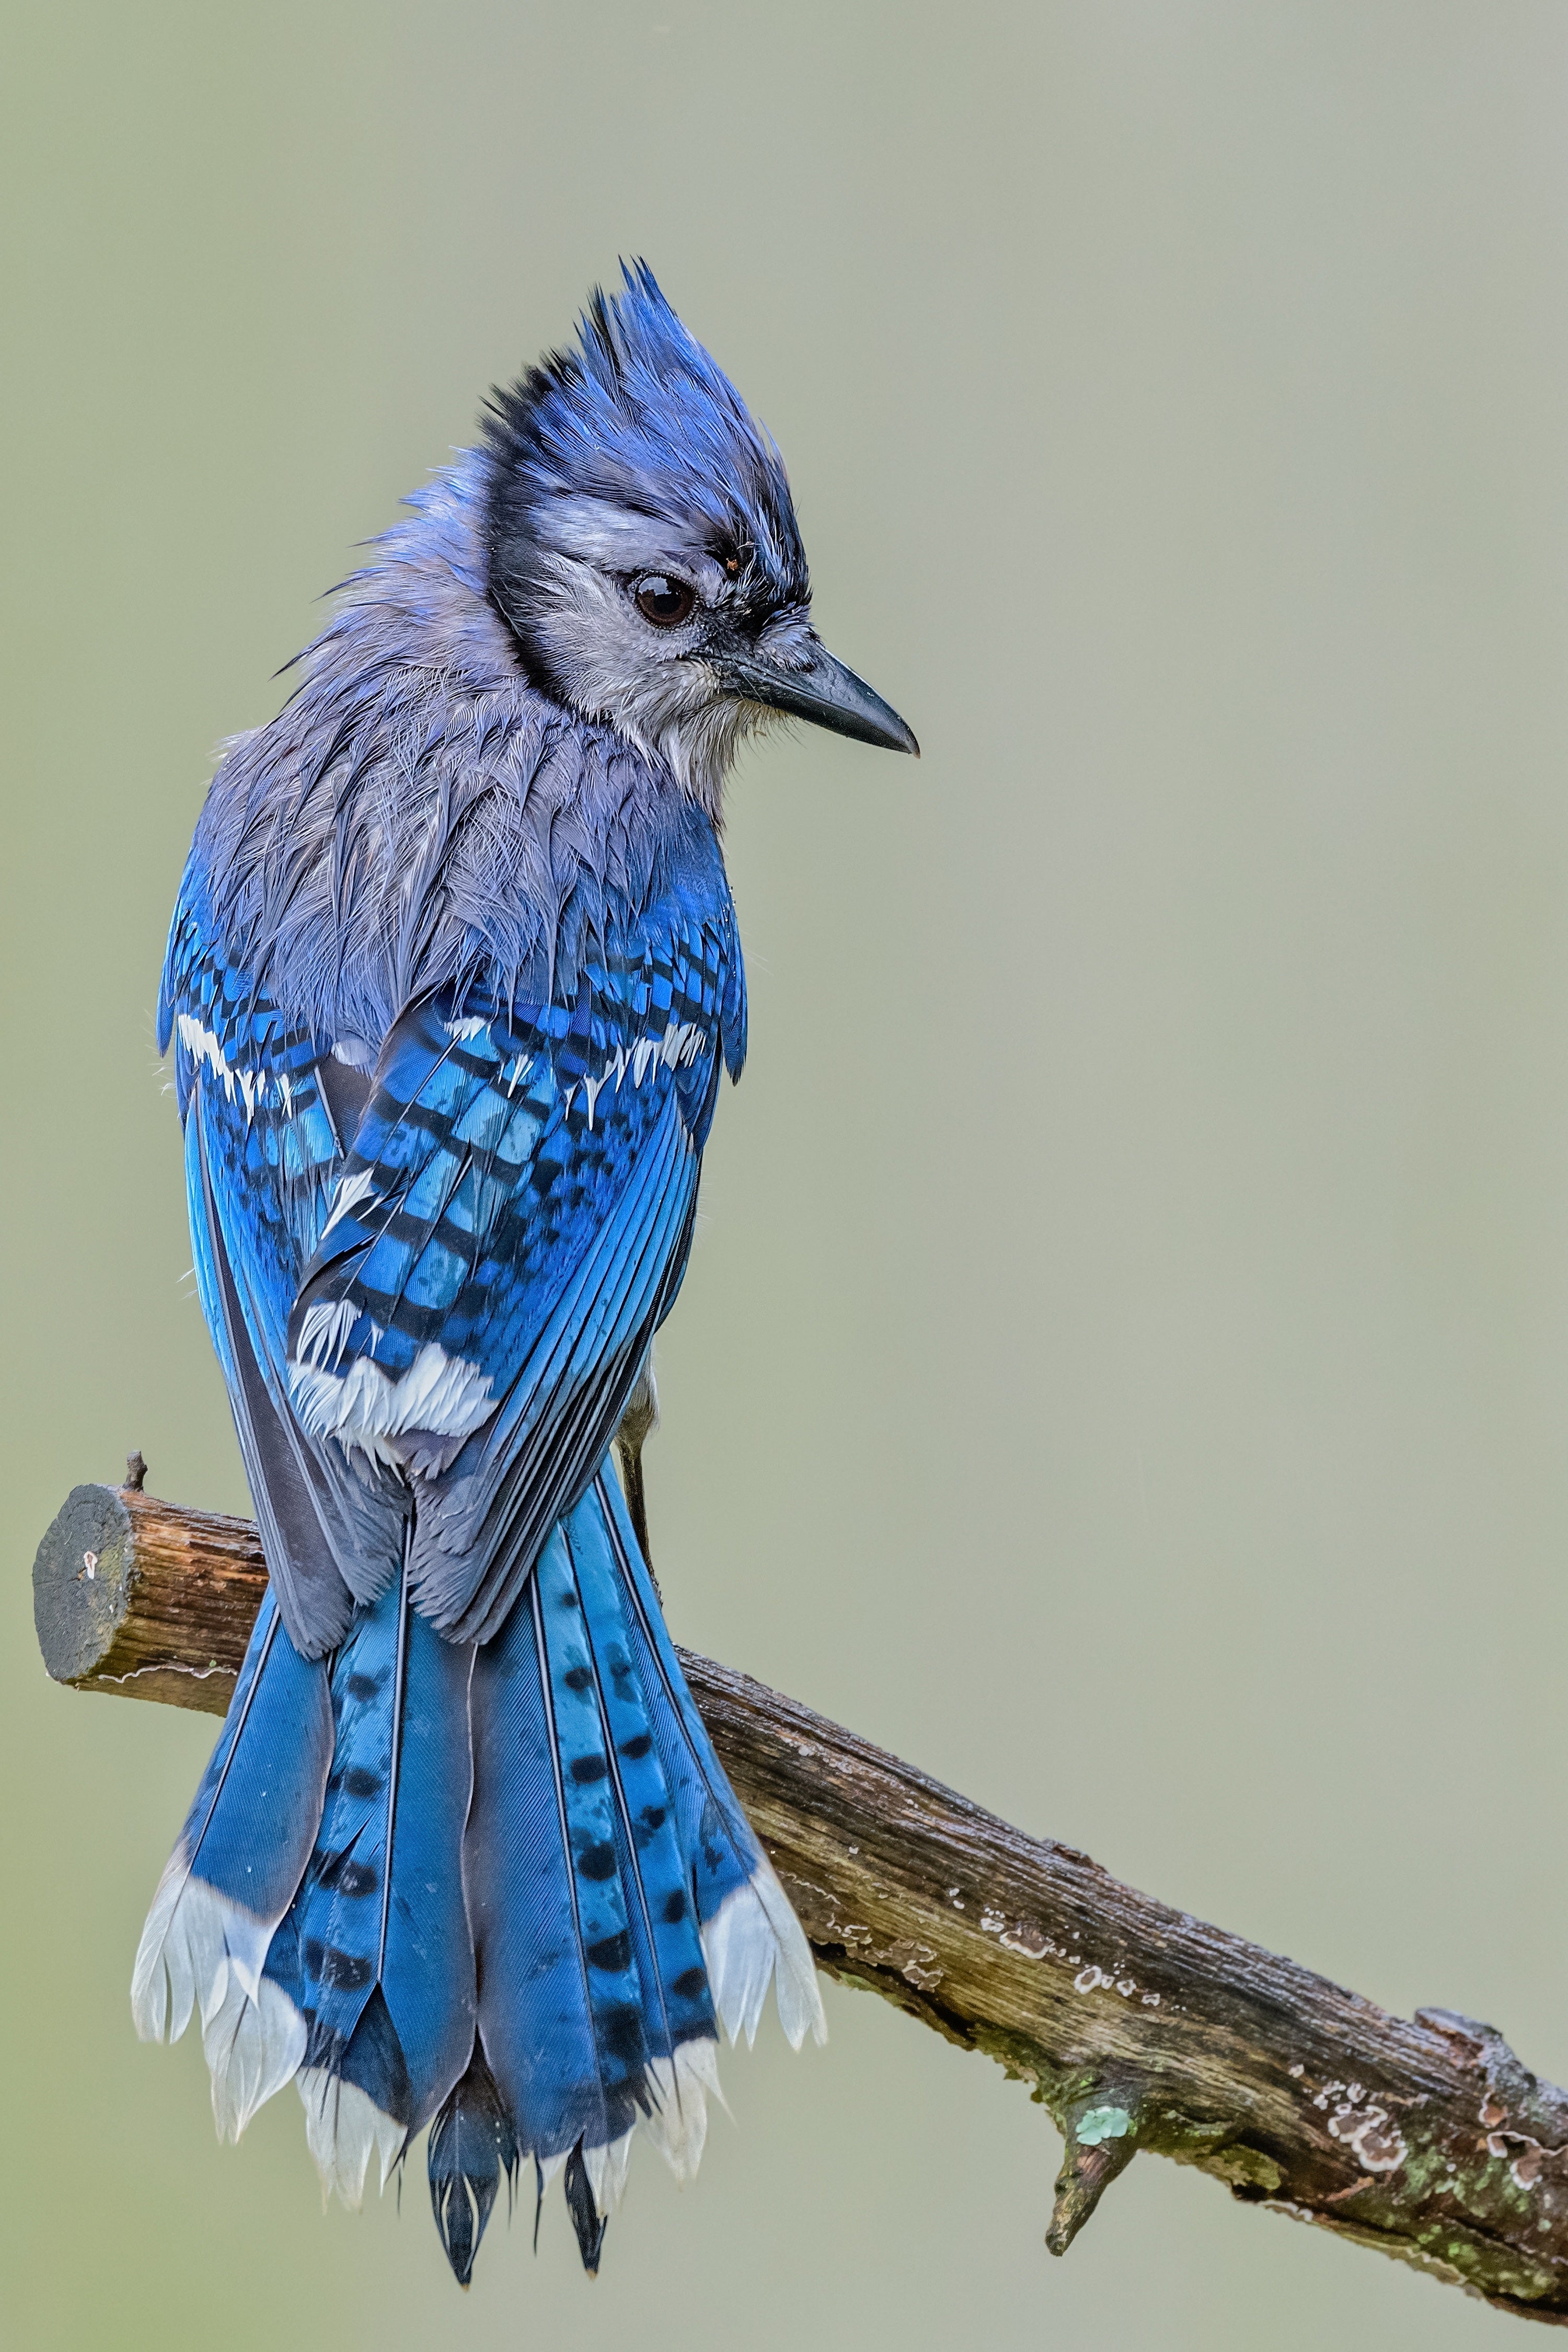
[160,701,745,1172]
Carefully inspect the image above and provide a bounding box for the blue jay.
[131,263,916,2282]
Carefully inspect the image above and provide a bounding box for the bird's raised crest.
[482,259,810,616]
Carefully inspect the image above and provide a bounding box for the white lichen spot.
[1288,2063,1305,2079]
[979,1908,1006,1935]
[1076,2105,1134,2147]
[1142,1991,1161,2009]
[1074,1965,1104,1995]
[1328,2103,1406,2175]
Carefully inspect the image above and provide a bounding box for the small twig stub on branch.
[31,1477,1568,2324]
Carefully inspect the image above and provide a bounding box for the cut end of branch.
[32,1482,136,1685]
[1046,2090,1144,2256]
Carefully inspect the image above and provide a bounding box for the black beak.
[717,640,919,756]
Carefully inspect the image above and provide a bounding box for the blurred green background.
[5,2,1568,2344]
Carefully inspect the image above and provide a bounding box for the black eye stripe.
[633,573,696,628]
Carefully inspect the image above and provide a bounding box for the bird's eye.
[633,574,696,628]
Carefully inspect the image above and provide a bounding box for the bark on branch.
[31,1470,1568,2323]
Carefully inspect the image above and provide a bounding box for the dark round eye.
[633,574,696,628]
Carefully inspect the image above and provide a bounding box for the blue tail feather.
[465,1532,627,2166]
[562,1493,716,2049]
[372,1606,476,2119]
[270,1558,476,2196]
[532,1530,653,2133]
[596,1469,760,1922]
[172,1592,335,1935]
[132,1590,333,2140]
[137,1448,821,2276]
[285,1579,400,2068]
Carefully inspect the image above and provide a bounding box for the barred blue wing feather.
[282,901,735,1642]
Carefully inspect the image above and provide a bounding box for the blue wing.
[280,884,744,1644]
[161,873,410,1655]
[166,833,743,1653]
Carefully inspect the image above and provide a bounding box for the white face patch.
[510,549,777,820]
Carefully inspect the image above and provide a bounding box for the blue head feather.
[482,261,809,619]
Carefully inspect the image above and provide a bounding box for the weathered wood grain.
[31,1474,1568,2321]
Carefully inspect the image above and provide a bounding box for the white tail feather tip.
[131,1860,276,2051]
[204,1975,306,2143]
[298,2069,406,2208]
[584,2129,635,2216]
[642,2038,722,2186]
[701,1856,826,2053]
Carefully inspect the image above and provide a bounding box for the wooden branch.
[32,1471,1568,2322]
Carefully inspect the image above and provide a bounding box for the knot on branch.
[1046,2083,1146,2255]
